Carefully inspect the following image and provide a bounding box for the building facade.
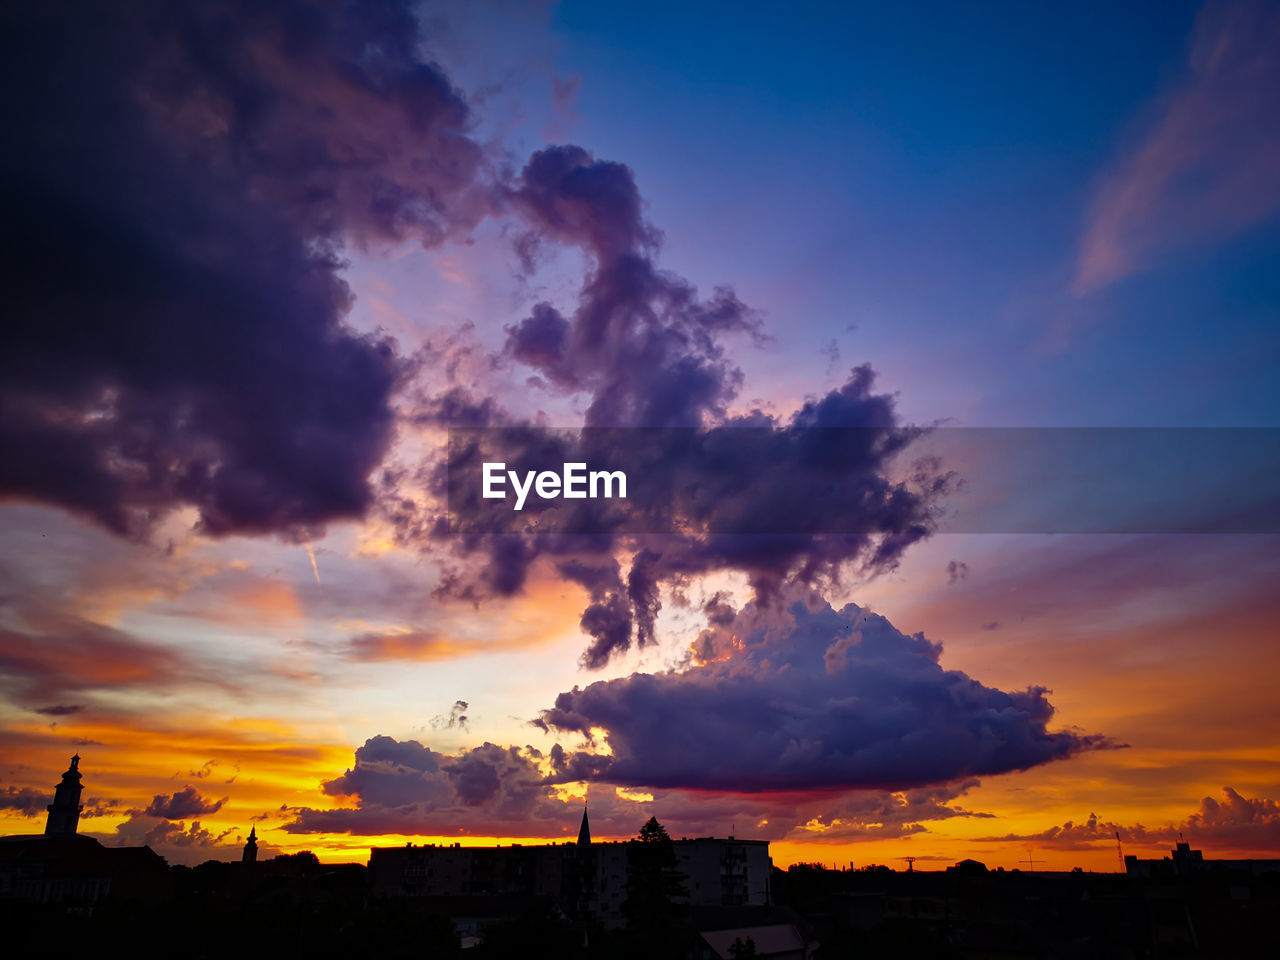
[1125,841,1280,878]
[1,756,171,905]
[368,821,772,929]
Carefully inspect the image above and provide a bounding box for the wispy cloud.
[1075,0,1280,293]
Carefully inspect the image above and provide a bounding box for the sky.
[1,0,1278,871]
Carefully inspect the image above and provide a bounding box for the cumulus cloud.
[0,785,48,817]
[105,812,263,866]
[437,407,946,667]
[425,378,945,669]
[283,734,993,843]
[1188,786,1280,847]
[539,597,1113,791]
[0,0,492,539]
[979,787,1280,854]
[359,131,953,668]
[143,785,227,819]
[977,810,1143,851]
[284,599,1108,840]
[81,798,123,819]
[284,735,556,837]
[0,785,120,819]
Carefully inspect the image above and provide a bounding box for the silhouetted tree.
[638,816,669,844]
[622,817,688,928]
[729,935,758,957]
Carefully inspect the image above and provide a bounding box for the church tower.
[573,804,594,920]
[242,825,258,864]
[44,754,84,836]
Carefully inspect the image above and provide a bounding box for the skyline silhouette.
[2,0,1278,898]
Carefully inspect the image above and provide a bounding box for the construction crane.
[1115,831,1126,873]
[1020,850,1041,872]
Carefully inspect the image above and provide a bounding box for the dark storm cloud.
[104,813,254,866]
[396,141,952,667]
[0,785,48,816]
[33,705,87,717]
[284,734,993,842]
[507,145,762,428]
[285,735,550,836]
[143,785,227,819]
[430,376,947,668]
[80,798,122,819]
[0,0,490,538]
[0,0,952,677]
[539,598,1114,791]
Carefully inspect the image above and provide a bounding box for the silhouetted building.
[676,837,771,908]
[1,755,172,905]
[242,825,258,864]
[572,805,594,920]
[44,754,83,836]
[774,857,1280,956]
[1125,840,1280,878]
[0,834,171,905]
[368,834,772,929]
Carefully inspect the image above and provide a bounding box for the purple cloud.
[539,597,1115,791]
[284,734,993,843]
[384,139,953,668]
[0,0,491,539]
[33,704,86,717]
[0,785,48,817]
[1075,0,1280,293]
[978,787,1280,853]
[143,785,227,819]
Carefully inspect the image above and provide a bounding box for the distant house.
[698,923,814,960]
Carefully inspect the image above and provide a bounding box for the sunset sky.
[2,0,1278,872]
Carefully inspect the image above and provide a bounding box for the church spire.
[242,825,258,864]
[45,754,84,836]
[577,804,591,847]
